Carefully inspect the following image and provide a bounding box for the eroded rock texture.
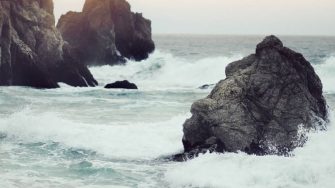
[0,0,97,88]
[180,36,328,160]
[57,0,155,66]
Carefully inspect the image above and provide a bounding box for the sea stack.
[57,0,155,66]
[179,36,328,160]
[0,0,97,88]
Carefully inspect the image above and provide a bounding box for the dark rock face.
[0,0,97,88]
[105,80,138,89]
[57,0,155,66]
[181,36,328,160]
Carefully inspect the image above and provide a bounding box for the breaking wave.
[315,56,335,94]
[165,110,335,188]
[0,108,185,160]
[89,51,242,90]
[90,52,335,94]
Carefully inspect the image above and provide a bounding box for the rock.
[199,84,215,90]
[104,80,138,89]
[0,0,97,88]
[180,35,328,160]
[57,0,155,66]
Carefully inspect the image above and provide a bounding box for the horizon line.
[153,33,335,37]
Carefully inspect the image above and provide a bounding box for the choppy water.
[1,35,335,188]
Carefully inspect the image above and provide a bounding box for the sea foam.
[1,51,334,188]
[165,111,335,188]
[89,51,242,91]
[315,56,335,94]
[0,108,185,160]
[90,52,335,94]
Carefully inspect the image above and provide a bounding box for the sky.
[54,0,335,36]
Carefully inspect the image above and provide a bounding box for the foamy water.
[165,111,335,188]
[1,36,335,187]
[0,108,185,160]
[89,50,242,90]
[315,56,335,94]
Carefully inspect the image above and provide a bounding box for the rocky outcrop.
[0,0,97,88]
[179,36,328,160]
[57,0,155,66]
[105,80,138,89]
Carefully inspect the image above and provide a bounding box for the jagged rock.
[104,80,138,89]
[180,36,328,160]
[57,0,155,66]
[0,0,97,88]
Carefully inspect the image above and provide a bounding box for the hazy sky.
[54,0,335,35]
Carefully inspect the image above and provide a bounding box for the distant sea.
[1,35,335,188]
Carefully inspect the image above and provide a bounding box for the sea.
[0,35,335,188]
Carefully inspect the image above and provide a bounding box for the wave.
[315,56,335,94]
[0,108,186,160]
[89,51,242,91]
[89,51,335,94]
[164,110,335,188]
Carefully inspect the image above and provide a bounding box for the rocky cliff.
[57,0,155,66]
[0,0,97,88]
[179,36,328,160]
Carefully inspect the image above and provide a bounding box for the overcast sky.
[54,0,335,36]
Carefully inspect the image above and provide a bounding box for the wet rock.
[199,84,215,90]
[0,0,97,88]
[105,80,138,89]
[180,35,328,160]
[57,0,155,66]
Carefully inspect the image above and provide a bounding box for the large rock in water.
[57,0,155,66]
[180,36,328,160]
[0,0,97,88]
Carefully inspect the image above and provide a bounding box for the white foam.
[165,111,335,188]
[89,52,335,94]
[0,108,186,160]
[1,51,334,188]
[89,51,242,91]
[315,56,335,94]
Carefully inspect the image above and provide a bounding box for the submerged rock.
[199,84,215,90]
[0,0,97,88]
[105,80,138,89]
[57,0,155,66]
[180,35,328,160]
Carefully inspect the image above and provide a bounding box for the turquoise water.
[1,35,335,188]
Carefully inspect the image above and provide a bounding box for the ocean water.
[1,35,335,188]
